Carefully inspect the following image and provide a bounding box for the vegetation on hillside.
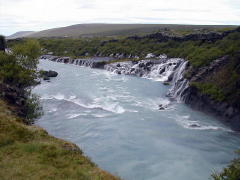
[36,29,240,68]
[190,52,240,107]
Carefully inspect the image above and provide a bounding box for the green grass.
[190,82,225,102]
[0,100,119,180]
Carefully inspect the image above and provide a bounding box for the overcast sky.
[1,0,240,35]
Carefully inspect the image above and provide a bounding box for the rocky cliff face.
[0,83,27,118]
[182,55,240,130]
[184,86,240,130]
[128,27,240,43]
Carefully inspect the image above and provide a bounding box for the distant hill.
[8,24,238,39]
[7,31,35,39]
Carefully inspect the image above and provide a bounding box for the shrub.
[0,39,42,124]
[0,35,6,51]
[191,82,225,102]
[212,151,240,180]
[24,93,42,124]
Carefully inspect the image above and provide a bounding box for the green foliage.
[0,52,37,88]
[0,40,40,87]
[0,35,6,51]
[12,39,41,69]
[24,93,43,124]
[191,82,225,102]
[189,53,240,107]
[38,30,240,68]
[212,151,240,180]
[0,39,42,124]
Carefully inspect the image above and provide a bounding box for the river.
[33,59,240,180]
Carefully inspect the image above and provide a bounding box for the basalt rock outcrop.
[40,70,58,81]
[0,83,28,118]
[128,27,240,43]
[40,55,114,68]
[182,55,240,130]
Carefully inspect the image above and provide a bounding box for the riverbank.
[0,99,119,180]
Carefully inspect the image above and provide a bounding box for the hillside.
[7,31,35,39]
[10,24,237,38]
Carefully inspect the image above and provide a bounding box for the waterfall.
[104,58,189,102]
[146,58,183,82]
[41,55,189,102]
[167,61,189,101]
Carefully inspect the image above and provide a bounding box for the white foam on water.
[43,93,126,114]
[176,115,233,131]
[92,113,112,118]
[53,93,65,100]
[48,108,57,113]
[127,109,139,113]
[67,113,87,119]
[40,95,54,100]
[135,97,171,111]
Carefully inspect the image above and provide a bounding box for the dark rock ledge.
[182,56,240,131]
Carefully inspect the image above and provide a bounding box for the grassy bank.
[0,99,119,180]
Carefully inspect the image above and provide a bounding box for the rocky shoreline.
[40,54,240,130]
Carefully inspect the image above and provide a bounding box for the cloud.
[152,8,210,13]
[0,0,240,36]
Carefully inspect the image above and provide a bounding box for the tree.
[0,35,6,52]
[12,39,41,70]
[0,39,42,124]
[0,39,41,88]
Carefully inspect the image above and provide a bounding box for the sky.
[0,0,240,36]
